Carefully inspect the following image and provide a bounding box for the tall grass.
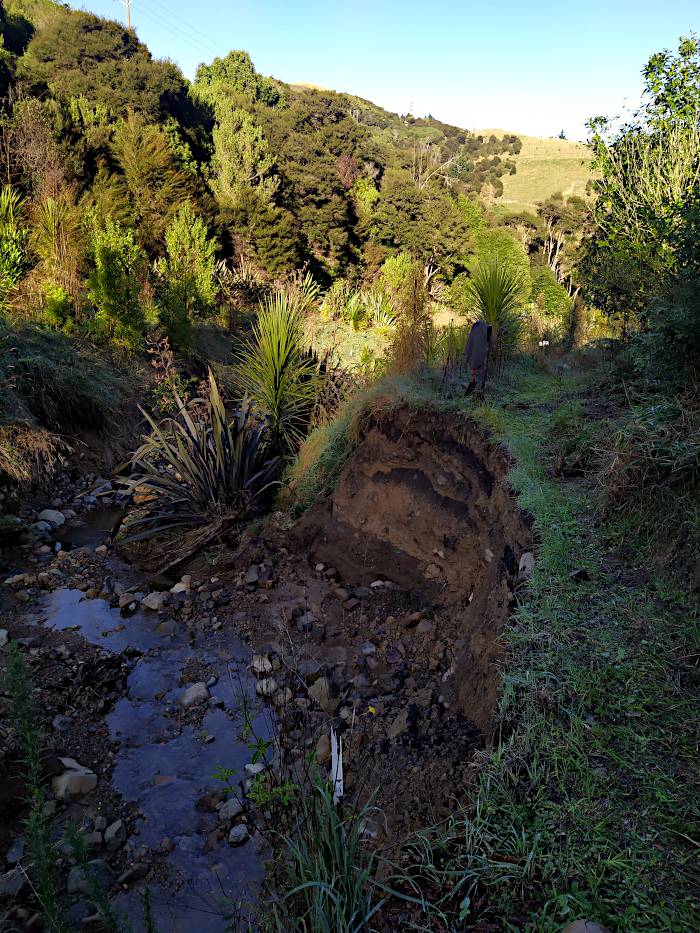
[235,288,321,451]
[269,778,384,933]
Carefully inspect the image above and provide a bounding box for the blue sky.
[66,0,697,139]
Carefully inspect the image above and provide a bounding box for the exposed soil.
[1,404,534,928]
[216,406,534,840]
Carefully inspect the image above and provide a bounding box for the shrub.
[389,259,432,374]
[235,288,321,451]
[464,258,525,356]
[156,204,217,349]
[120,372,281,559]
[89,220,146,348]
[379,252,414,301]
[42,282,75,331]
[0,184,30,311]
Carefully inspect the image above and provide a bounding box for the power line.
[107,0,227,61]
[143,0,229,57]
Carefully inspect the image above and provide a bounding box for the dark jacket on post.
[465,320,491,370]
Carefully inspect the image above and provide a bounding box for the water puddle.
[56,506,124,550]
[41,588,269,931]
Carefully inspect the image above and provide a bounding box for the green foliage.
[156,204,217,350]
[582,35,700,383]
[472,226,531,294]
[32,193,84,299]
[269,777,385,933]
[0,184,30,310]
[89,219,146,348]
[120,372,281,544]
[17,7,192,123]
[235,288,321,451]
[378,251,414,299]
[41,281,74,330]
[112,112,194,254]
[530,266,571,318]
[210,107,278,208]
[351,175,379,220]
[7,643,65,932]
[194,50,281,108]
[464,258,525,353]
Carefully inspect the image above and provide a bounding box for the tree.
[89,220,146,348]
[194,51,281,108]
[211,108,278,208]
[18,8,191,124]
[112,112,193,254]
[157,204,217,348]
[581,33,700,373]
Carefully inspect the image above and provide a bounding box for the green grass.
[390,359,699,930]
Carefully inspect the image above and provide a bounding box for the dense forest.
[0,1,698,931]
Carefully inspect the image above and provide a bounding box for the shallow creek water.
[33,514,269,930]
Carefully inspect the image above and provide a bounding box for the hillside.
[480,128,593,215]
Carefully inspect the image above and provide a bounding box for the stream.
[35,513,270,931]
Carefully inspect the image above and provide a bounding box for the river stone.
[244,565,259,585]
[66,859,113,896]
[308,676,337,714]
[0,866,26,899]
[37,508,65,526]
[142,591,169,611]
[388,708,410,740]
[51,758,98,800]
[244,761,265,777]
[518,551,535,580]
[104,819,126,851]
[218,797,244,824]
[0,629,8,649]
[255,677,277,698]
[228,824,250,846]
[180,682,210,707]
[316,734,331,765]
[251,653,273,677]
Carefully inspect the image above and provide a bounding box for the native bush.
[156,204,217,350]
[464,258,525,356]
[389,258,432,374]
[235,288,321,451]
[120,372,281,552]
[89,220,146,348]
[41,282,74,331]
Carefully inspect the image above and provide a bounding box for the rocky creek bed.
[1,406,534,930]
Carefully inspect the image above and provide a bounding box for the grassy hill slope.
[480,128,593,215]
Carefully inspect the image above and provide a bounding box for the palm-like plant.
[235,288,321,451]
[466,259,525,353]
[119,372,281,559]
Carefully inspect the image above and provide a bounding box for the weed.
[6,643,65,932]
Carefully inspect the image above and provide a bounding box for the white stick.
[330,727,344,804]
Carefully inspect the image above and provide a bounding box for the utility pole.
[124,0,132,30]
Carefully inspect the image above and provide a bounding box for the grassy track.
[389,361,699,930]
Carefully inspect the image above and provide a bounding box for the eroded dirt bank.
[1,405,533,927]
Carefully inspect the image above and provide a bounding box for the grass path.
[393,362,699,930]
